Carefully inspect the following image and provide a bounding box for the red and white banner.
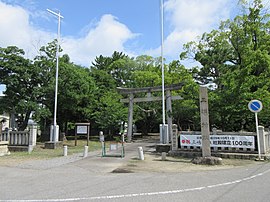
[180,134,255,149]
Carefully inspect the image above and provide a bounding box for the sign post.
[248,100,263,160]
[75,123,90,146]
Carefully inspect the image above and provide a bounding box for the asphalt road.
[0,140,270,202]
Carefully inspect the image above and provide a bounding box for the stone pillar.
[0,141,10,156]
[171,124,178,151]
[29,124,37,146]
[258,126,266,154]
[200,87,211,157]
[166,90,173,142]
[0,122,2,141]
[0,119,7,141]
[127,93,134,142]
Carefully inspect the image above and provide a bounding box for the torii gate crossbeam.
[117,83,184,142]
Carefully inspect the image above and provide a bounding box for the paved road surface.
[0,139,269,202]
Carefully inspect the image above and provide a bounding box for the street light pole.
[47,9,64,143]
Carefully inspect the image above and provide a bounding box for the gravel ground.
[115,153,263,173]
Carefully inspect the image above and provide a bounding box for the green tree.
[34,42,97,136]
[181,0,270,131]
[90,53,129,134]
[91,91,127,135]
[57,55,96,133]
[0,46,51,130]
[167,60,200,131]
[92,51,135,87]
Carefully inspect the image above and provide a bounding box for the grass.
[0,140,102,165]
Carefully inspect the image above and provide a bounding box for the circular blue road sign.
[248,100,263,113]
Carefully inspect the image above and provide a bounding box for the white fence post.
[138,147,144,160]
[83,146,88,158]
[63,145,68,156]
[265,127,270,152]
[258,126,266,154]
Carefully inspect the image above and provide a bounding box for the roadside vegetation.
[0,140,102,165]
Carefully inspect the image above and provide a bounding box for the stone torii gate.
[117,83,184,142]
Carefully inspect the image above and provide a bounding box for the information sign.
[76,125,88,134]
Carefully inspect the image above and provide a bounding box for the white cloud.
[165,0,231,30]
[62,14,137,67]
[0,2,136,66]
[0,0,236,67]
[0,2,51,58]
[146,0,235,65]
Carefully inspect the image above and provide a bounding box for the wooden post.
[75,132,77,146]
[87,125,89,146]
[200,87,211,157]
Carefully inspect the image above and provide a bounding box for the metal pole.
[160,0,166,143]
[160,0,165,126]
[47,9,64,143]
[255,112,261,159]
[53,11,61,128]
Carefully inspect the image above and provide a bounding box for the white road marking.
[2,168,270,202]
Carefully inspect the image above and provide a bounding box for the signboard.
[110,144,118,151]
[180,134,255,149]
[248,100,263,113]
[76,125,88,134]
[74,123,90,146]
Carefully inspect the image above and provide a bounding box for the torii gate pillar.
[127,93,134,142]
[166,90,173,142]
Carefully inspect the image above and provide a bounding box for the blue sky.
[1,0,265,70]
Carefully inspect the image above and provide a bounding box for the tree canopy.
[181,0,270,131]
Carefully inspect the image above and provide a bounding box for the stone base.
[169,150,267,160]
[155,144,171,153]
[0,141,10,156]
[192,156,222,165]
[8,146,28,152]
[44,141,63,149]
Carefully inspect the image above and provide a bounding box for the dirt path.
[112,152,265,173]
